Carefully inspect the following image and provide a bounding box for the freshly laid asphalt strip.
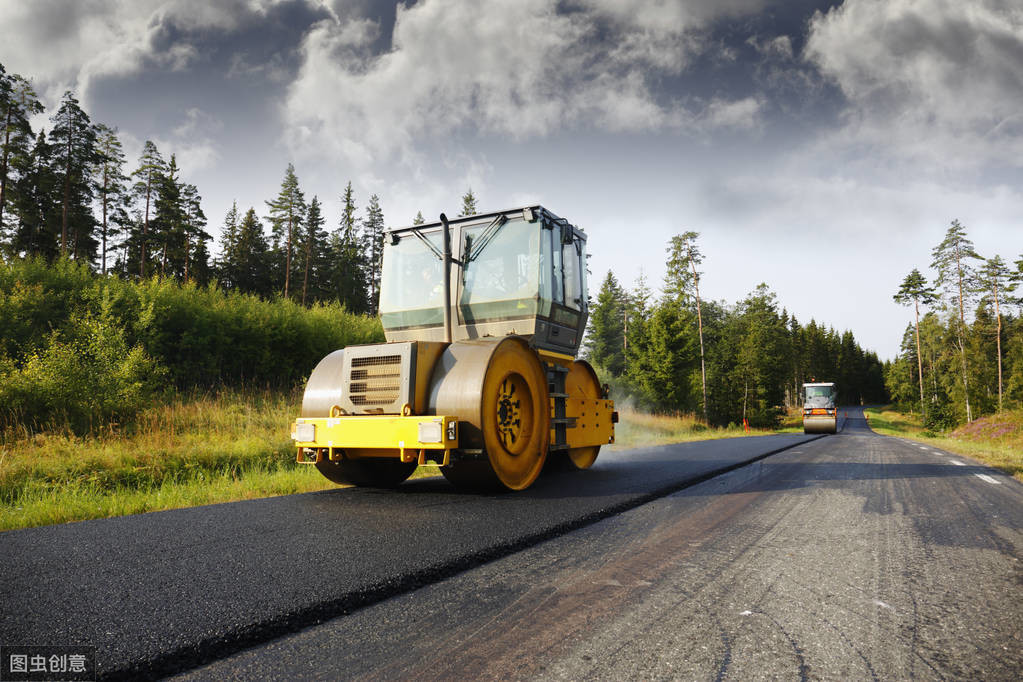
[0,432,823,679]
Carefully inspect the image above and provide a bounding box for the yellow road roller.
[291,206,616,491]
[802,382,838,434]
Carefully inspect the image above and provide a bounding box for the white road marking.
[739,610,753,616]
[975,474,1001,485]
[950,460,966,466]
[873,600,893,611]
[918,446,929,450]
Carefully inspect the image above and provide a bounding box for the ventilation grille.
[349,355,402,406]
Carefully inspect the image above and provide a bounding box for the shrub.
[0,313,165,433]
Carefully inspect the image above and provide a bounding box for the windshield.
[804,385,836,407]
[459,217,540,323]
[379,230,445,329]
[806,386,834,399]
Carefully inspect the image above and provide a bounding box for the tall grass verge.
[0,389,330,530]
[864,406,1023,482]
[609,408,798,450]
[2,398,803,531]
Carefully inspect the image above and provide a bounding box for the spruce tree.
[50,90,99,261]
[586,271,626,376]
[216,201,241,290]
[328,181,367,312]
[665,232,708,422]
[130,141,166,278]
[362,194,385,312]
[181,182,208,282]
[152,154,185,278]
[412,210,425,226]
[266,163,305,299]
[460,188,478,216]
[10,131,60,259]
[301,195,327,305]
[232,207,271,297]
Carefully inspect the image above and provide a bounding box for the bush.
[0,313,165,433]
[0,257,384,433]
[923,399,958,433]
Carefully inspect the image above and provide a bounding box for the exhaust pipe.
[439,213,453,343]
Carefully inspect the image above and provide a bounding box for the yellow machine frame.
[293,396,615,467]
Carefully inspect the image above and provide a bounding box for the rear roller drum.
[438,337,550,491]
[547,360,603,471]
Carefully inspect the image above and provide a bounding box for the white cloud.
[804,0,1023,172]
[0,0,324,105]
[702,97,763,130]
[283,0,767,166]
[154,108,222,175]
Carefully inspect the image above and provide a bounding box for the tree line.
[585,232,887,427]
[888,220,1023,429]
[0,62,484,316]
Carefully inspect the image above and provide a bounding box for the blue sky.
[2,0,1021,359]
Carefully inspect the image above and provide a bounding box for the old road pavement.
[3,408,1021,680]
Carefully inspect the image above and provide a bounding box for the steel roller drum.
[803,415,837,434]
[300,349,347,418]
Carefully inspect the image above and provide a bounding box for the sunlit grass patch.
[864,406,1023,483]
[0,389,336,530]
[608,408,790,450]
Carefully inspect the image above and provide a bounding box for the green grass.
[608,408,799,450]
[864,406,1023,483]
[0,389,332,530]
[1,395,800,532]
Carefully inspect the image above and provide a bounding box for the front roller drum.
[803,416,837,434]
[435,337,550,492]
[315,457,417,488]
[300,350,419,488]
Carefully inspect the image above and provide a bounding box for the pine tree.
[460,188,478,216]
[978,256,1017,411]
[931,219,981,422]
[362,194,385,312]
[0,67,43,239]
[265,163,305,299]
[130,140,166,278]
[894,268,938,413]
[50,91,99,261]
[93,124,130,275]
[412,210,425,226]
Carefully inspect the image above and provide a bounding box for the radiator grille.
[349,355,402,405]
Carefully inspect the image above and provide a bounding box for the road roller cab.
[802,382,838,434]
[291,206,616,491]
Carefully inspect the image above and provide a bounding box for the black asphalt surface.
[0,430,820,679]
[180,408,1023,681]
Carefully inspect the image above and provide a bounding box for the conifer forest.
[2,61,1020,434]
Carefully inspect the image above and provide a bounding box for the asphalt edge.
[106,433,827,681]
